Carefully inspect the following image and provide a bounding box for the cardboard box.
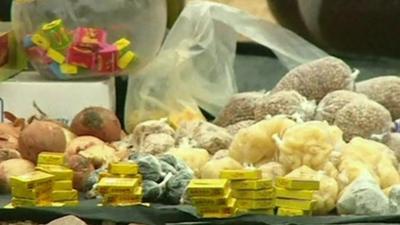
[0,71,115,124]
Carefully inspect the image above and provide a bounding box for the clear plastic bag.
[124,1,328,131]
[11,0,167,80]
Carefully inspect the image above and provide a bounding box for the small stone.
[47,216,87,225]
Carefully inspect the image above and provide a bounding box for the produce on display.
[314,90,367,124]
[333,99,392,142]
[175,121,232,154]
[337,171,389,215]
[71,107,122,142]
[272,57,357,102]
[165,147,210,178]
[132,119,175,146]
[225,120,255,136]
[229,115,296,165]
[258,162,286,180]
[356,76,400,120]
[337,137,400,189]
[214,92,264,127]
[0,159,35,192]
[254,90,316,122]
[274,121,343,172]
[385,133,400,161]
[18,120,75,163]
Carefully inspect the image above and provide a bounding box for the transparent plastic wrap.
[124,1,328,131]
[11,0,167,80]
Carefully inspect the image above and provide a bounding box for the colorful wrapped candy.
[73,27,107,51]
[41,19,71,51]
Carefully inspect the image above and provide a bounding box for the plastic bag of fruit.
[124,1,328,130]
[11,0,167,80]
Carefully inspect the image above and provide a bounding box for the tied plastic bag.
[124,1,328,130]
[11,0,167,80]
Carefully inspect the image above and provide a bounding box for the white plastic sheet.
[124,1,328,131]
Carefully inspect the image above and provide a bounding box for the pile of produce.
[2,56,400,217]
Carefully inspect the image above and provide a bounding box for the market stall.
[1,1,400,225]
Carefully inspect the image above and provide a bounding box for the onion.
[67,154,95,191]
[65,136,104,157]
[70,107,122,142]
[0,149,21,163]
[18,120,76,163]
[79,144,119,169]
[0,159,35,193]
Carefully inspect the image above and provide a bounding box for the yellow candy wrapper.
[231,179,273,190]
[52,190,78,201]
[232,188,274,200]
[47,48,65,64]
[117,51,136,69]
[275,198,315,211]
[190,189,232,206]
[220,169,262,180]
[236,208,275,215]
[197,198,236,215]
[54,180,73,191]
[36,165,73,181]
[11,197,51,207]
[275,177,320,190]
[275,187,315,200]
[277,207,311,216]
[10,171,54,190]
[113,38,131,52]
[236,199,275,209]
[31,33,50,50]
[187,179,230,197]
[108,162,139,175]
[60,63,78,74]
[11,185,52,200]
[52,200,79,207]
[97,177,139,194]
[37,152,66,166]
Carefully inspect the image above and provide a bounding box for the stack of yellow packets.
[220,169,275,215]
[275,177,320,216]
[187,179,236,218]
[97,162,143,206]
[36,152,78,206]
[10,171,54,207]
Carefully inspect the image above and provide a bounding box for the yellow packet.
[97,177,139,194]
[103,194,143,204]
[275,198,315,210]
[54,180,73,191]
[187,179,230,197]
[200,211,235,218]
[236,199,275,209]
[37,152,66,166]
[10,171,54,190]
[11,185,52,200]
[51,190,78,201]
[190,189,232,206]
[197,198,236,215]
[36,165,73,181]
[108,162,139,175]
[3,203,14,209]
[275,186,315,200]
[232,188,274,200]
[220,169,262,180]
[52,200,79,207]
[231,179,273,190]
[236,208,275,215]
[275,177,320,190]
[277,207,311,216]
[11,197,51,207]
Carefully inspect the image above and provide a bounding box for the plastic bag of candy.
[11,0,167,80]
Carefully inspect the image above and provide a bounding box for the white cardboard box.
[0,71,116,124]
